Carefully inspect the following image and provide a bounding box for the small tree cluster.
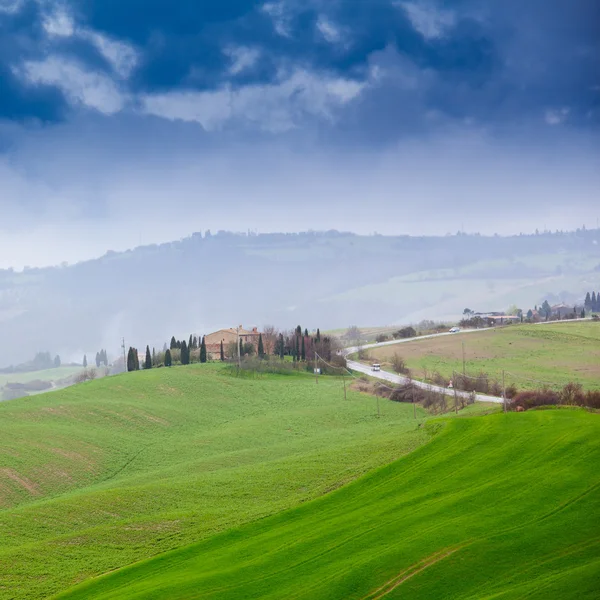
[126,347,140,372]
[95,349,108,368]
[584,291,600,313]
[392,327,417,339]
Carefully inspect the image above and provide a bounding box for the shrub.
[358,348,371,361]
[431,371,449,387]
[375,334,390,343]
[505,383,518,399]
[559,382,584,406]
[583,390,600,409]
[390,353,410,375]
[511,388,559,411]
[395,326,417,339]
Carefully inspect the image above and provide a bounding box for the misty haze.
[1,1,599,599]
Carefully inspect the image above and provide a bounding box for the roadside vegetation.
[364,321,600,390]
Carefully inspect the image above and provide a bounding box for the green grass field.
[364,321,600,390]
[0,366,83,388]
[0,365,432,599]
[57,409,600,600]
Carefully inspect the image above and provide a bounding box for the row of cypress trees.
[584,291,600,312]
[126,326,329,372]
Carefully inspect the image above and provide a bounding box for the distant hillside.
[1,229,599,366]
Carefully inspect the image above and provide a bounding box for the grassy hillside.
[364,321,600,390]
[57,409,600,600]
[0,365,433,599]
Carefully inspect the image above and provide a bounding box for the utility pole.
[453,378,458,415]
[502,370,506,413]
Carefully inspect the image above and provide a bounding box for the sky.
[0,0,599,269]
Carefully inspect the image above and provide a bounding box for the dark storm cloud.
[0,1,67,121]
[1,0,597,134]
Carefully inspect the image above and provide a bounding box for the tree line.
[584,292,600,313]
[124,326,339,372]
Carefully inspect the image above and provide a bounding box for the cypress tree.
[585,292,592,308]
[83,354,87,368]
[134,349,140,371]
[95,352,100,368]
[177,340,182,350]
[145,345,152,370]
[165,349,172,367]
[181,341,189,365]
[200,336,207,363]
[189,334,193,351]
[239,337,243,358]
[304,328,308,337]
[258,333,265,358]
[278,333,284,359]
[316,328,321,342]
[54,355,61,368]
[301,335,306,361]
[581,308,585,318]
[127,347,133,372]
[170,336,177,350]
[295,335,300,362]
[152,347,156,366]
[220,340,224,361]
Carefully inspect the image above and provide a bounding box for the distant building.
[203,326,261,357]
[550,304,580,318]
[485,315,520,324]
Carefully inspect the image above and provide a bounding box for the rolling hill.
[56,409,600,600]
[0,364,433,599]
[1,362,598,598]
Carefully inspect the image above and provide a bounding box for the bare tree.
[262,324,278,355]
[344,325,363,345]
[391,353,410,375]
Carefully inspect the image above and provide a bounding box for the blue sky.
[0,0,599,268]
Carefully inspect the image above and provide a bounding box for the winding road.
[343,317,593,405]
[343,329,506,405]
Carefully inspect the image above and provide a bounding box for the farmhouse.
[204,326,261,356]
[550,304,580,318]
[485,315,520,324]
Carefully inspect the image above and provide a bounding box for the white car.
[371,363,381,372]
[449,327,460,333]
